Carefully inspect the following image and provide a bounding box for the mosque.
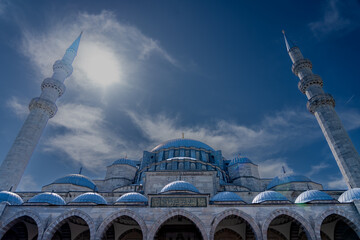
[0,32,360,240]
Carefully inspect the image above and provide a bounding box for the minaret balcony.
[298,74,323,94]
[292,59,312,76]
[307,93,335,114]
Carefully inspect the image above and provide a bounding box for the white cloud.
[309,0,359,38]
[20,10,178,89]
[327,176,348,190]
[17,175,38,191]
[6,97,28,118]
[308,162,330,177]
[258,158,294,178]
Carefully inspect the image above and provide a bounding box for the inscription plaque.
[151,197,207,207]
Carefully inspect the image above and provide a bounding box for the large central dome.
[151,138,214,152]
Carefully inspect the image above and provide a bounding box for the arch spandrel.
[262,209,316,240]
[0,210,43,240]
[42,209,96,240]
[209,208,262,240]
[147,209,208,240]
[314,208,360,240]
[96,209,148,240]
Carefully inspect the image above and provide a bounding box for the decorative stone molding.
[314,208,360,240]
[53,60,73,77]
[261,209,316,240]
[298,74,323,94]
[96,209,148,239]
[307,93,335,114]
[209,209,262,240]
[29,97,57,118]
[147,209,208,240]
[41,78,66,97]
[42,209,96,240]
[292,59,312,76]
[0,210,43,240]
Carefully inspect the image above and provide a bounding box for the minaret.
[0,33,82,191]
[283,30,360,188]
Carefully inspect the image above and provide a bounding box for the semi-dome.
[160,181,200,194]
[71,192,107,205]
[116,192,148,203]
[111,158,137,167]
[53,174,97,191]
[151,138,214,152]
[210,192,245,203]
[0,191,23,205]
[267,173,311,190]
[252,191,289,204]
[295,190,334,204]
[28,192,66,205]
[338,188,360,203]
[229,156,252,166]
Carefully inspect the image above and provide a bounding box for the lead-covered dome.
[210,192,245,203]
[267,173,311,190]
[151,138,214,152]
[71,192,107,205]
[295,190,334,204]
[229,156,252,166]
[28,192,65,205]
[338,188,360,203]
[116,192,148,204]
[111,158,137,167]
[53,174,97,191]
[0,191,23,205]
[160,181,199,194]
[252,191,289,204]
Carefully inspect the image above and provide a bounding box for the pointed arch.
[147,209,208,240]
[262,209,315,240]
[314,208,360,239]
[96,209,147,239]
[209,208,262,240]
[0,210,43,240]
[42,209,96,240]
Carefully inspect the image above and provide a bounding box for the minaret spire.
[0,33,83,191]
[283,31,360,188]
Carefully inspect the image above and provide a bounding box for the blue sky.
[0,0,359,191]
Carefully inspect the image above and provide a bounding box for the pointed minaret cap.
[68,31,83,54]
[62,32,83,64]
[282,30,296,52]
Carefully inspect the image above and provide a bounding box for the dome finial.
[79,166,83,174]
[182,132,184,139]
[282,166,286,174]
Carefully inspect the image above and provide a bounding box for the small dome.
[0,191,23,205]
[151,138,214,152]
[111,158,137,168]
[252,191,289,204]
[72,192,107,205]
[211,192,245,203]
[53,174,97,191]
[267,173,311,190]
[295,190,334,204]
[338,188,360,203]
[160,181,199,194]
[116,192,148,203]
[28,192,66,205]
[229,156,252,166]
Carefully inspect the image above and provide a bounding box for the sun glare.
[76,41,121,87]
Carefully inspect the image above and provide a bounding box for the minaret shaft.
[0,33,82,191]
[286,38,360,188]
